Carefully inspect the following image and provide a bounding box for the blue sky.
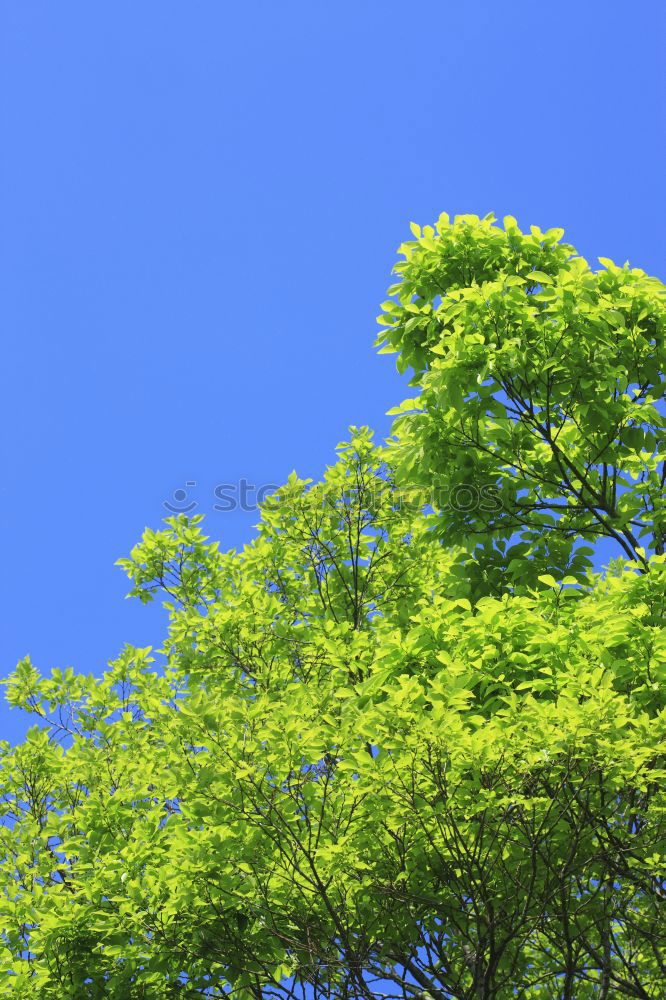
[1,0,665,742]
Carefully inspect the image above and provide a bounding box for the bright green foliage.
[2,224,666,998]
[377,213,666,586]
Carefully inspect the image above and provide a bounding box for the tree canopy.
[378,213,666,586]
[2,216,666,998]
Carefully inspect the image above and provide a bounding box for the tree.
[1,218,665,998]
[377,213,666,590]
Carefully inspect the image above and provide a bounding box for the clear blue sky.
[1,1,664,742]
